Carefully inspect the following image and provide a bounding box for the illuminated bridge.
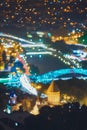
[0,68,87,85]
[31,68,87,83]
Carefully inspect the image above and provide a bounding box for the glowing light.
[36,31,44,35]
[20,74,38,96]
[35,69,87,83]
[21,44,46,48]
[0,78,10,83]
[0,33,35,44]
[15,122,18,127]
[26,51,52,55]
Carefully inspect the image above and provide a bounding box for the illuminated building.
[46,81,60,105]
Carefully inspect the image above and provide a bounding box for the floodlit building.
[46,81,60,105]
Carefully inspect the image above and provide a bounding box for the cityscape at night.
[0,0,87,130]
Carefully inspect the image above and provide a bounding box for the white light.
[20,74,37,96]
[15,122,18,126]
[21,44,46,48]
[72,30,75,34]
[7,109,11,114]
[0,33,35,44]
[26,51,52,55]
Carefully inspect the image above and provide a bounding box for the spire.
[47,80,59,93]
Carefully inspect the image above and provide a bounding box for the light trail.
[26,51,52,55]
[20,74,38,96]
[34,68,87,83]
[21,43,46,48]
[1,69,87,84]
[0,32,35,44]
[0,32,52,50]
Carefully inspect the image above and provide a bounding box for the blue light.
[39,55,42,58]
[55,12,57,15]
[35,69,87,83]
[15,122,18,127]
[39,39,42,42]
[50,2,53,4]
[30,55,32,58]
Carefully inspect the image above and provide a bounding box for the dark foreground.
[0,102,87,130]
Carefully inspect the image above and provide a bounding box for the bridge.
[31,68,87,83]
[1,68,87,84]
